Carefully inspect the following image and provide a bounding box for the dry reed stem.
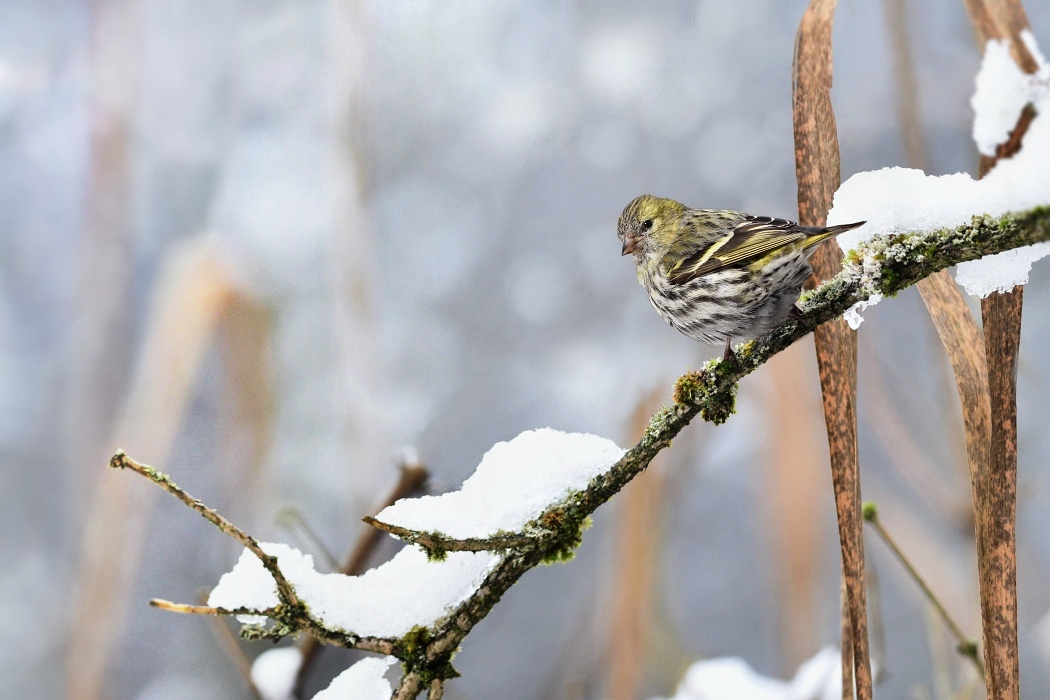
[978,289,1022,698]
[959,2,1035,696]
[64,4,141,698]
[68,241,237,700]
[841,579,854,700]
[64,0,141,523]
[881,0,927,172]
[606,388,667,700]
[793,1,871,696]
[884,0,999,548]
[218,295,276,530]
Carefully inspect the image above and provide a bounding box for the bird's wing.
[666,216,807,284]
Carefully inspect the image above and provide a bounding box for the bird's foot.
[722,339,736,363]
[790,304,805,321]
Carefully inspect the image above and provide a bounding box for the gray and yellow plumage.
[617,194,864,357]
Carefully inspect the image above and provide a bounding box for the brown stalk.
[294,460,429,697]
[914,271,992,510]
[605,388,667,700]
[840,579,854,700]
[882,0,995,529]
[977,289,1022,698]
[882,0,995,496]
[64,0,141,522]
[960,2,1035,697]
[793,1,871,697]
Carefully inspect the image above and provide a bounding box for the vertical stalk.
[978,289,1022,698]
[793,1,871,696]
[958,2,1033,696]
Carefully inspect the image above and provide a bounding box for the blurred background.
[3,0,1050,698]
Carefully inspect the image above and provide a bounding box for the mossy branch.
[119,207,1049,699]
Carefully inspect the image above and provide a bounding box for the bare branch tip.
[109,450,129,469]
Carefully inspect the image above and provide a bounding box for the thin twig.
[362,516,536,553]
[862,503,985,676]
[428,678,444,700]
[149,599,278,616]
[110,450,301,607]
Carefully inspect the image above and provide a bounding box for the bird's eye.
[641,219,654,231]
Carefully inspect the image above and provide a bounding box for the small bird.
[618,194,864,360]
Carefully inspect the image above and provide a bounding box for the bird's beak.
[621,235,643,256]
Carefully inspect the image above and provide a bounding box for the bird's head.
[617,194,685,262]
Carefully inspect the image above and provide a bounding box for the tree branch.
[121,206,1050,699]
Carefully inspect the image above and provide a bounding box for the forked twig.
[110,450,302,607]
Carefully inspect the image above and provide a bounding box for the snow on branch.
[829,30,1050,326]
[114,204,1050,699]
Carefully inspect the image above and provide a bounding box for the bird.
[617,194,865,360]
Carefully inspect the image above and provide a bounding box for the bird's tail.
[801,220,866,249]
